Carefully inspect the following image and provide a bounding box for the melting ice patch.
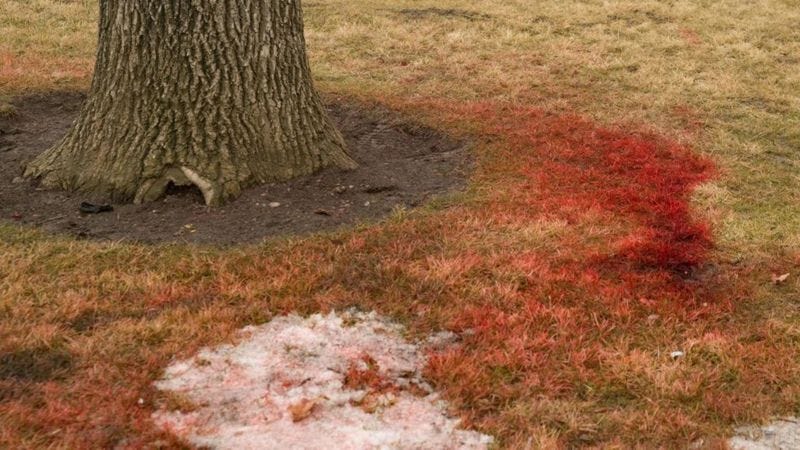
[153,311,492,449]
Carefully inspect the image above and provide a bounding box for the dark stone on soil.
[0,92,471,245]
[79,202,114,214]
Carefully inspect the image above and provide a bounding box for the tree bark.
[25,0,356,206]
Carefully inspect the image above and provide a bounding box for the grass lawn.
[1,0,799,447]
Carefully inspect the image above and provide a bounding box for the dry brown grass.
[1,0,799,448]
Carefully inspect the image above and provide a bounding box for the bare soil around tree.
[0,92,470,245]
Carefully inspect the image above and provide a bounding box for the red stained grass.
[2,98,799,448]
[407,101,733,443]
[484,103,714,271]
[361,99,796,446]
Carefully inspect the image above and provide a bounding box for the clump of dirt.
[0,93,470,245]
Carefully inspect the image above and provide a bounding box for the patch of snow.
[729,417,800,450]
[153,310,492,449]
[425,330,461,350]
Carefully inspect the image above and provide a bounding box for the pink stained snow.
[152,311,493,449]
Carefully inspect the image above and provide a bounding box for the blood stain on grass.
[411,100,715,277]
[373,99,743,445]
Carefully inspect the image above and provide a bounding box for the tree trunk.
[25,0,356,206]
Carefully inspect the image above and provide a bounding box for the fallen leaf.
[407,382,431,398]
[358,391,397,414]
[288,398,316,422]
[772,273,790,284]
